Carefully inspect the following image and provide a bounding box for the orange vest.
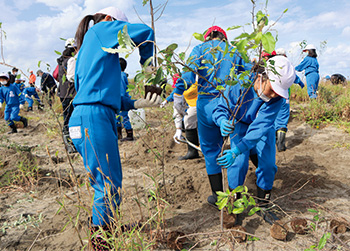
[29,74,36,84]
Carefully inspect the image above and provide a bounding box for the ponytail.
[75,13,107,50]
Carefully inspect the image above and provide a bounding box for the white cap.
[65,38,76,48]
[0,72,9,79]
[96,7,128,22]
[266,55,296,99]
[303,44,316,51]
[276,48,286,56]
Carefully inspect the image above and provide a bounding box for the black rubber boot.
[26,106,33,112]
[20,117,28,128]
[8,124,17,134]
[207,173,223,209]
[63,127,77,154]
[256,186,279,225]
[121,129,134,141]
[117,127,123,140]
[276,127,287,152]
[178,128,200,160]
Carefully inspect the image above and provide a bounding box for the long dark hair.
[75,13,107,50]
[307,49,317,58]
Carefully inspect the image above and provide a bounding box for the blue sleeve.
[126,23,154,65]
[295,57,310,72]
[212,86,240,126]
[0,89,3,103]
[166,89,175,102]
[294,75,305,88]
[236,98,283,153]
[23,88,28,95]
[174,45,201,95]
[120,96,136,111]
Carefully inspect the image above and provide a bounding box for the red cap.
[261,50,276,58]
[204,26,227,41]
[172,73,180,88]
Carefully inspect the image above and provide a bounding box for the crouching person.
[0,72,27,133]
[213,56,296,224]
[23,83,44,111]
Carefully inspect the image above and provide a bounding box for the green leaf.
[54,50,62,55]
[233,186,244,193]
[227,25,242,31]
[254,32,263,43]
[317,232,331,249]
[226,80,238,86]
[134,73,145,83]
[193,32,204,42]
[62,74,66,83]
[261,32,275,53]
[307,208,318,213]
[179,52,185,61]
[248,207,261,216]
[248,196,256,206]
[216,191,228,197]
[153,67,163,85]
[236,39,248,52]
[142,0,149,6]
[232,207,245,214]
[102,47,130,54]
[216,85,226,91]
[283,8,288,13]
[38,60,42,67]
[216,197,228,210]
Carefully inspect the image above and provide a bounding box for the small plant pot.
[270,220,289,240]
[290,218,308,235]
[145,85,163,99]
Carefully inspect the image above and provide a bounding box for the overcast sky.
[1,0,350,85]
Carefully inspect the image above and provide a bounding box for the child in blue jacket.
[295,44,319,99]
[173,26,250,207]
[213,56,296,224]
[69,7,160,248]
[23,83,43,111]
[0,73,27,133]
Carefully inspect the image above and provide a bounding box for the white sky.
[1,0,350,84]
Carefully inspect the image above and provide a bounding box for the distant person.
[23,82,43,112]
[29,70,36,85]
[56,38,78,153]
[37,70,57,106]
[295,44,319,99]
[14,77,25,92]
[0,72,27,133]
[330,73,347,86]
[117,58,134,141]
[8,67,19,84]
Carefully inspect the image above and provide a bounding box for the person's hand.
[160,100,167,108]
[173,94,187,116]
[0,102,2,109]
[219,119,235,137]
[25,94,29,98]
[19,104,24,110]
[134,92,162,108]
[173,129,183,144]
[217,147,241,168]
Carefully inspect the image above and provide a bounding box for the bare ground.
[0,103,350,251]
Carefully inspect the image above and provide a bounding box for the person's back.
[57,47,77,99]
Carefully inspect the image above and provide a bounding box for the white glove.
[173,94,187,116]
[0,102,2,109]
[25,94,29,98]
[160,100,167,108]
[134,92,162,108]
[173,129,184,144]
[19,104,24,109]
[31,95,35,99]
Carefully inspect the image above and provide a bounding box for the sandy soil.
[0,103,350,251]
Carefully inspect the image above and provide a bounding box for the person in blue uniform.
[15,78,25,92]
[212,56,296,224]
[116,57,134,141]
[295,44,319,99]
[173,26,249,207]
[0,73,27,133]
[274,48,305,152]
[69,7,160,248]
[23,83,43,112]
